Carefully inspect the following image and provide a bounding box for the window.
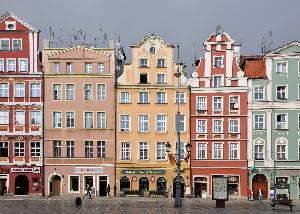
[97,84,106,101]
[14,142,24,157]
[197,97,207,111]
[14,83,25,97]
[229,119,239,133]
[253,86,265,100]
[120,92,130,103]
[0,59,4,72]
[85,112,93,128]
[53,112,62,128]
[0,83,9,97]
[156,115,167,132]
[0,142,8,157]
[139,73,148,84]
[276,86,287,99]
[12,39,22,51]
[276,138,287,160]
[298,85,300,100]
[214,56,223,67]
[229,143,239,159]
[156,92,166,104]
[66,112,75,128]
[197,143,207,159]
[254,143,264,160]
[230,96,239,110]
[98,63,105,74]
[30,83,40,97]
[175,114,185,132]
[254,114,264,130]
[54,63,61,74]
[121,142,130,160]
[140,59,148,67]
[157,74,165,84]
[97,112,106,129]
[213,76,222,87]
[176,92,185,104]
[85,141,93,158]
[276,114,287,130]
[66,141,74,158]
[85,63,92,74]
[139,142,148,160]
[66,84,75,100]
[298,114,300,129]
[19,59,28,72]
[197,120,207,133]
[213,120,223,133]
[53,141,61,158]
[298,141,300,160]
[150,47,155,54]
[156,142,166,160]
[139,115,149,132]
[213,97,223,111]
[69,176,79,192]
[30,142,40,157]
[276,62,287,73]
[0,111,9,124]
[213,143,223,159]
[84,84,93,100]
[30,111,41,125]
[0,39,9,51]
[139,92,149,103]
[14,111,25,125]
[66,62,72,74]
[53,84,62,100]
[157,59,165,68]
[97,141,105,158]
[120,115,130,132]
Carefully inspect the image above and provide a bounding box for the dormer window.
[214,56,223,68]
[150,47,155,54]
[140,59,148,67]
[5,21,16,30]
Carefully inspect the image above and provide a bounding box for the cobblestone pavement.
[0,197,299,214]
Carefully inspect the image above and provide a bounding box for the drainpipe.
[114,55,117,197]
[188,85,192,197]
[41,52,45,197]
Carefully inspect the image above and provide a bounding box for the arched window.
[275,137,287,160]
[150,47,155,54]
[254,138,265,160]
[139,177,149,191]
[120,176,130,192]
[156,177,167,191]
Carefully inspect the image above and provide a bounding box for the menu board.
[212,177,228,200]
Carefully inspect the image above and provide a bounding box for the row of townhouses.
[0,12,300,199]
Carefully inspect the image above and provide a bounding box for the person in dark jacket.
[257,188,263,204]
[83,184,92,199]
[106,184,110,197]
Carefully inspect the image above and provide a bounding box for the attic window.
[150,47,155,54]
[5,21,16,30]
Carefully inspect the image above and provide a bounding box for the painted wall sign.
[121,170,166,175]
[11,168,34,173]
[212,176,228,200]
[75,167,103,174]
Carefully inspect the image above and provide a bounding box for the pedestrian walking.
[247,187,251,201]
[106,184,110,197]
[83,184,92,199]
[257,188,263,204]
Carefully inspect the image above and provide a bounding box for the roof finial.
[216,24,221,35]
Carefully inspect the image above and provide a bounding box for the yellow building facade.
[116,35,190,197]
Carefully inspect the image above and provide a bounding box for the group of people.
[83,184,111,199]
[247,187,263,204]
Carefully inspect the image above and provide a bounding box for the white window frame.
[0,38,10,51]
[30,82,41,97]
[298,84,300,100]
[213,119,223,133]
[97,84,106,101]
[298,139,300,160]
[229,142,240,160]
[66,141,75,158]
[213,56,224,68]
[98,63,105,74]
[66,62,73,74]
[68,175,80,193]
[298,113,300,130]
[275,138,288,160]
[139,115,149,132]
[30,111,41,125]
[53,111,62,128]
[213,96,223,111]
[30,141,41,157]
[85,63,92,74]
[0,111,9,125]
[84,112,94,129]
[196,119,207,133]
[139,58,148,67]
[253,114,265,130]
[212,75,224,87]
[65,84,75,100]
[213,142,223,159]
[175,92,185,104]
[7,58,16,72]
[121,142,131,160]
[14,142,25,157]
[254,140,265,160]
[276,113,288,130]
[157,58,166,68]
[0,83,9,97]
[196,142,207,159]
[156,73,166,84]
[120,114,130,132]
[229,95,240,111]
[139,91,149,104]
[276,85,288,100]
[253,85,265,100]
[229,119,239,133]
[97,112,106,129]
[0,58,4,72]
[12,38,22,51]
[14,83,25,97]
[84,141,93,158]
[156,114,167,132]
[196,96,207,111]
[54,62,61,74]
[53,84,62,100]
[139,142,149,160]
[120,92,130,103]
[97,141,106,158]
[14,111,25,125]
[276,61,288,74]
[84,84,93,101]
[156,142,166,160]
[66,111,75,128]
[18,58,28,72]
[156,92,167,104]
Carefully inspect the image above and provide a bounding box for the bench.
[270,199,294,211]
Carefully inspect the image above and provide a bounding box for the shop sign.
[228,176,239,183]
[121,170,166,175]
[212,176,228,201]
[11,168,33,173]
[75,167,103,174]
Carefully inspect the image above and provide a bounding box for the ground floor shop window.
[139,177,149,191]
[120,176,130,191]
[157,177,167,191]
[276,177,289,199]
[69,176,79,192]
[228,176,239,196]
[194,177,208,198]
[84,176,93,190]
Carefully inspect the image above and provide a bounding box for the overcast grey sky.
[1,0,300,73]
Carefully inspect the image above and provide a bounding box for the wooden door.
[252,174,268,199]
[52,180,61,196]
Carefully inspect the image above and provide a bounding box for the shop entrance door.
[15,175,29,195]
[99,176,107,196]
[0,178,7,195]
[194,183,207,198]
[52,175,61,196]
[252,174,268,199]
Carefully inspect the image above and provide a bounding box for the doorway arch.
[15,175,29,195]
[50,175,62,196]
[139,177,149,191]
[173,176,185,198]
[252,174,268,199]
[120,176,130,192]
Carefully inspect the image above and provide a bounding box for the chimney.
[43,39,50,49]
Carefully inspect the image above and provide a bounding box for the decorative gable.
[0,12,39,32]
[265,41,300,56]
[131,35,174,53]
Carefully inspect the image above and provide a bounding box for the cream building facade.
[116,35,190,197]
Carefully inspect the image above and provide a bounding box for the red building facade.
[190,29,248,198]
[0,12,42,196]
